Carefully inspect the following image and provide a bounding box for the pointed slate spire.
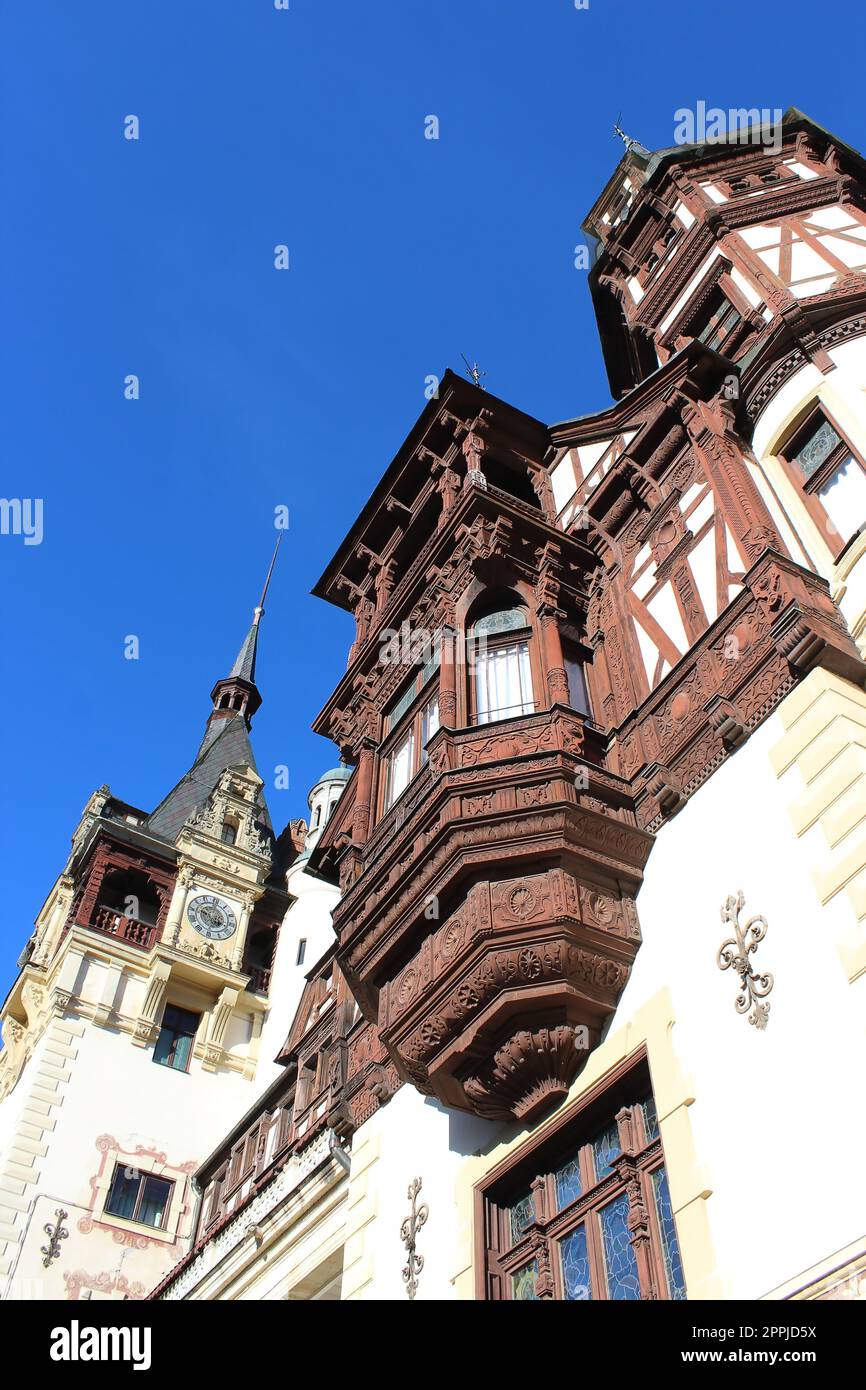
[228,536,280,686]
[147,537,282,843]
[200,535,282,749]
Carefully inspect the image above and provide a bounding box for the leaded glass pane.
[642,1097,659,1143]
[512,1260,539,1301]
[554,1153,583,1210]
[652,1167,686,1300]
[471,607,529,638]
[592,1120,621,1181]
[793,418,842,481]
[560,1224,593,1300]
[600,1192,642,1300]
[509,1193,535,1246]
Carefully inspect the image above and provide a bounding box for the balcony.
[90,904,159,951]
[332,705,653,1122]
[244,965,272,995]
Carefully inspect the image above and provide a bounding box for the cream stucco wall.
[341,680,866,1302]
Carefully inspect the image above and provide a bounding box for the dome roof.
[315,765,352,784]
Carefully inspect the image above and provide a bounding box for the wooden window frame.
[153,1004,200,1073]
[467,609,542,727]
[779,405,866,560]
[475,1054,685,1301]
[378,669,440,816]
[104,1163,174,1231]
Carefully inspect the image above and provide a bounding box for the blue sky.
[1,0,864,990]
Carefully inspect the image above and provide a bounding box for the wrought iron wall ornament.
[717,891,773,1029]
[42,1207,69,1267]
[400,1177,428,1300]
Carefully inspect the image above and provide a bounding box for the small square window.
[153,1005,200,1072]
[105,1163,173,1230]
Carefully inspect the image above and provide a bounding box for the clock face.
[187,893,237,941]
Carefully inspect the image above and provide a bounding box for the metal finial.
[461,354,487,390]
[254,533,282,623]
[613,113,639,154]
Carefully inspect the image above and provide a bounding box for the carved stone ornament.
[717,890,773,1029]
[400,1177,428,1300]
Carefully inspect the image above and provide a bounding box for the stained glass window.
[652,1167,686,1299]
[793,418,842,481]
[600,1192,641,1300]
[560,1224,593,1300]
[512,1261,540,1301]
[592,1120,621,1181]
[641,1096,659,1143]
[509,1192,535,1245]
[485,1082,686,1302]
[471,606,529,638]
[554,1153,583,1210]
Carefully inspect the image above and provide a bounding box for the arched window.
[312,804,322,829]
[468,596,534,726]
[778,405,866,559]
[221,819,238,845]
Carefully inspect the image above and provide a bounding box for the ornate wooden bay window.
[778,406,866,559]
[478,1059,685,1301]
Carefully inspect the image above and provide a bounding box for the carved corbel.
[0,1017,28,1099]
[643,763,686,821]
[131,960,171,1048]
[201,986,240,1072]
[704,695,749,750]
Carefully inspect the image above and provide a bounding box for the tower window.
[312,805,322,829]
[779,407,866,558]
[105,1163,173,1230]
[153,1005,200,1072]
[221,819,238,845]
[296,938,307,966]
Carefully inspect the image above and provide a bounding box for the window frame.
[104,1162,174,1231]
[779,405,866,559]
[379,666,440,815]
[475,1055,685,1302]
[153,1004,201,1073]
[468,608,537,727]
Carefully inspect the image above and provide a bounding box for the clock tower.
[0,556,343,1300]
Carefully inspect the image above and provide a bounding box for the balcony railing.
[90,904,159,951]
[244,965,272,995]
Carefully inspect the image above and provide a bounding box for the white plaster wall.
[349,708,866,1301]
[347,1085,504,1301]
[255,866,341,1082]
[1,1010,256,1299]
[618,712,866,1298]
